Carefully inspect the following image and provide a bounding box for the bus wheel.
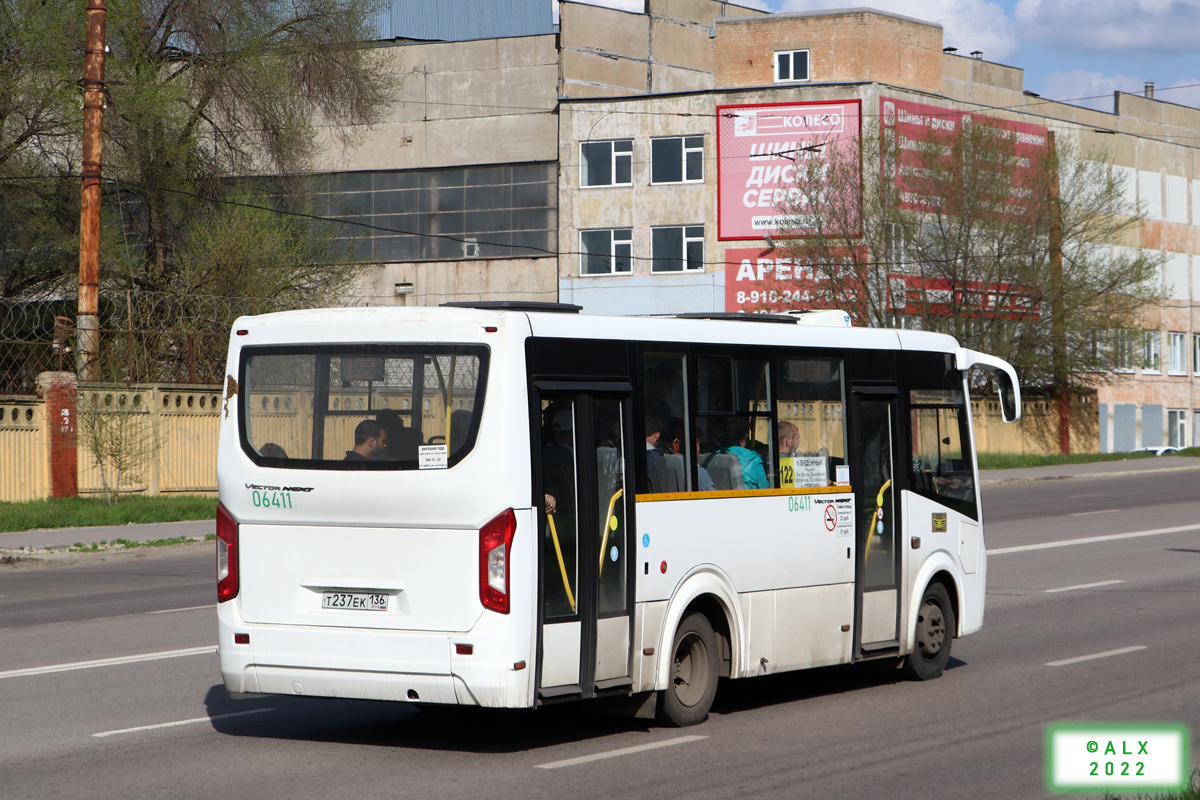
[903,582,954,681]
[658,612,718,727]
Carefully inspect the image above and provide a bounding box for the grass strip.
[0,495,216,533]
[1103,768,1200,800]
[978,449,1200,471]
[66,534,216,552]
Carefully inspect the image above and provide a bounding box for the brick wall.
[36,371,78,498]
[715,10,943,94]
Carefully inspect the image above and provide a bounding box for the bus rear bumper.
[218,604,533,708]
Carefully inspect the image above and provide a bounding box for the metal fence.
[0,292,301,395]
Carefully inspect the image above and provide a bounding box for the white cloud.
[1041,69,1142,111]
[778,0,1020,61]
[1041,70,1200,111]
[1162,78,1200,109]
[1014,0,1200,54]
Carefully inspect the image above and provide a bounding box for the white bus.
[216,303,1019,726]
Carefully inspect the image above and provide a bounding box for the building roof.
[376,0,555,42]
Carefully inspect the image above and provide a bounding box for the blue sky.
[579,0,1200,111]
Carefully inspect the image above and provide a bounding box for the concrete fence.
[0,376,1098,504]
[0,376,222,503]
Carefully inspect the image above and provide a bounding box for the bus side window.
[905,353,978,519]
[694,356,773,491]
[774,356,847,488]
[641,353,690,493]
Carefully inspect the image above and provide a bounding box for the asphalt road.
[1,468,1197,800]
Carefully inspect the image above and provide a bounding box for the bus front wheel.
[658,612,718,727]
[903,582,954,681]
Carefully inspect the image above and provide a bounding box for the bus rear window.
[239,345,488,470]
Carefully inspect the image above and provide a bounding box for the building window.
[1143,331,1161,372]
[1167,332,1187,374]
[1111,329,1139,372]
[652,226,704,273]
[651,136,704,184]
[580,229,632,275]
[775,49,810,83]
[1193,334,1200,375]
[580,140,633,187]
[1168,409,1187,448]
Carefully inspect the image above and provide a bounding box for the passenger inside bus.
[723,426,770,490]
[376,408,421,461]
[344,419,387,461]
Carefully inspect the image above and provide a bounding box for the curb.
[980,462,1200,487]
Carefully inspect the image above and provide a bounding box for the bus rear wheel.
[903,582,954,680]
[658,612,718,727]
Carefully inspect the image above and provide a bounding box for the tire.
[658,612,719,727]
[902,582,955,681]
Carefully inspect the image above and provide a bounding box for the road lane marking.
[1045,580,1125,593]
[536,735,707,769]
[93,708,274,738]
[146,605,216,615]
[1069,509,1118,517]
[989,524,1200,555]
[1046,646,1146,667]
[0,646,215,680]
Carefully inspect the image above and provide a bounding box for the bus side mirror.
[996,370,1018,423]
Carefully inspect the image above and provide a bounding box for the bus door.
[535,387,634,700]
[850,387,902,655]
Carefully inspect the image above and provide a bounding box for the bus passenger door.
[536,390,634,700]
[850,388,902,655]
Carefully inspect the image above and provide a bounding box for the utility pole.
[1047,131,1069,454]
[78,0,107,381]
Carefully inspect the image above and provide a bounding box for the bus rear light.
[455,644,474,655]
[234,633,250,644]
[479,508,517,614]
[216,502,239,602]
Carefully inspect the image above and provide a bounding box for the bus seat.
[651,453,685,493]
[707,454,744,491]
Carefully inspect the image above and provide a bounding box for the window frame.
[579,139,633,188]
[650,136,705,185]
[1166,331,1187,374]
[1142,330,1162,374]
[650,225,705,273]
[1193,333,1200,376]
[579,228,633,276]
[774,49,810,83]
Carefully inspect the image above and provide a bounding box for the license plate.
[321,591,388,612]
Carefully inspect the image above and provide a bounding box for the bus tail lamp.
[216,502,240,602]
[479,508,517,614]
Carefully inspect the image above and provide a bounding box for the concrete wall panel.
[562,49,649,94]
[562,3,650,61]
[651,16,713,73]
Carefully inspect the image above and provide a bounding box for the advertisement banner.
[723,246,866,316]
[717,100,861,240]
[880,96,1049,215]
[886,274,1041,320]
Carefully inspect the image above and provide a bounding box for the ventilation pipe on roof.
[1144,82,1155,99]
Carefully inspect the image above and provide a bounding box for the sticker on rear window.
[419,444,448,469]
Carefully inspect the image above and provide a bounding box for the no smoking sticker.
[824,504,839,531]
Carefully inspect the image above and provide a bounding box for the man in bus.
[344,419,387,461]
[778,420,799,459]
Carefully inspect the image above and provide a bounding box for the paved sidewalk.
[0,519,214,551]
[979,455,1200,486]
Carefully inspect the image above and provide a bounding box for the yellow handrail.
[546,513,576,613]
[863,478,892,559]
[597,488,624,576]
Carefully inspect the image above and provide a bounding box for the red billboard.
[886,274,1041,320]
[717,100,861,241]
[880,96,1049,215]
[723,246,867,316]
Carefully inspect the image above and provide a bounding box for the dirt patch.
[0,539,213,570]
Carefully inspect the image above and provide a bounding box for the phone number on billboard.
[735,289,822,305]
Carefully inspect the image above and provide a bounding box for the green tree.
[0,0,398,303]
[776,118,1162,394]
